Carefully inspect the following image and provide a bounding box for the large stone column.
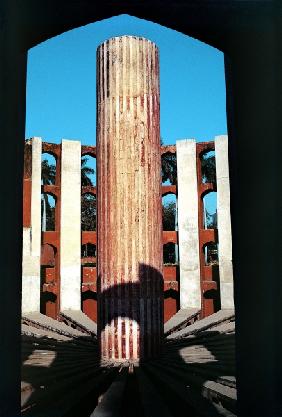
[176,139,201,310]
[22,137,42,313]
[60,139,81,311]
[97,36,163,363]
[215,135,234,309]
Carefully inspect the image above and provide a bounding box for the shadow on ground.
[21,263,236,416]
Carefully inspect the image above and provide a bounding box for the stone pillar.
[97,36,163,363]
[60,139,81,311]
[22,137,42,313]
[176,139,201,310]
[215,135,234,309]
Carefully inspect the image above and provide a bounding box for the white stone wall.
[215,135,234,309]
[22,137,42,313]
[176,139,201,309]
[22,136,233,317]
[60,139,81,311]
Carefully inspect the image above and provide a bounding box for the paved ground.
[21,310,236,416]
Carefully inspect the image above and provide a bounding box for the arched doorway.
[1,5,278,417]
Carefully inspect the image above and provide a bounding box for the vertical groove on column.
[97,36,163,363]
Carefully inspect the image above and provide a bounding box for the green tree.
[160,138,177,185]
[81,157,96,230]
[162,201,176,231]
[81,156,95,186]
[201,152,216,183]
[81,193,96,231]
[41,159,56,231]
[41,159,56,185]
[161,139,179,263]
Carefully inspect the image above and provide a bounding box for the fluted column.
[97,36,163,363]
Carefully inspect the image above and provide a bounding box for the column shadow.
[97,263,164,363]
[21,263,236,416]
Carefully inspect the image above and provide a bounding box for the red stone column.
[97,36,163,363]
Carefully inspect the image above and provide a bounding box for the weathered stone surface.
[176,139,201,310]
[60,139,81,311]
[22,137,42,313]
[97,36,163,362]
[215,135,234,309]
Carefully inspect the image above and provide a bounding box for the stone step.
[143,363,235,417]
[167,310,235,339]
[164,308,200,336]
[22,312,86,338]
[205,322,235,333]
[148,361,236,414]
[22,323,72,341]
[167,333,235,346]
[60,310,97,336]
[21,332,97,349]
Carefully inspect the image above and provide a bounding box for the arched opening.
[81,154,96,186]
[40,292,57,318]
[2,1,277,415]
[81,193,96,231]
[202,241,220,315]
[40,243,58,319]
[81,242,97,321]
[82,290,97,322]
[201,150,216,184]
[162,193,177,231]
[41,152,56,185]
[81,243,96,262]
[164,288,179,323]
[41,242,56,266]
[161,152,177,185]
[202,191,217,229]
[163,242,176,265]
[203,241,219,266]
[41,193,56,231]
[19,14,236,416]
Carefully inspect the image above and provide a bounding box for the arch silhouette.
[1,4,279,417]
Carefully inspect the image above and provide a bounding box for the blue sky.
[25,14,227,146]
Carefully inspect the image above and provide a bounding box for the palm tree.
[201,152,216,183]
[161,138,179,263]
[81,157,95,186]
[81,157,96,230]
[41,159,56,231]
[81,193,96,231]
[160,139,177,185]
[42,159,56,185]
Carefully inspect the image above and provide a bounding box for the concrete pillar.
[176,139,201,310]
[60,139,81,311]
[22,137,42,313]
[215,135,234,309]
[97,36,163,363]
